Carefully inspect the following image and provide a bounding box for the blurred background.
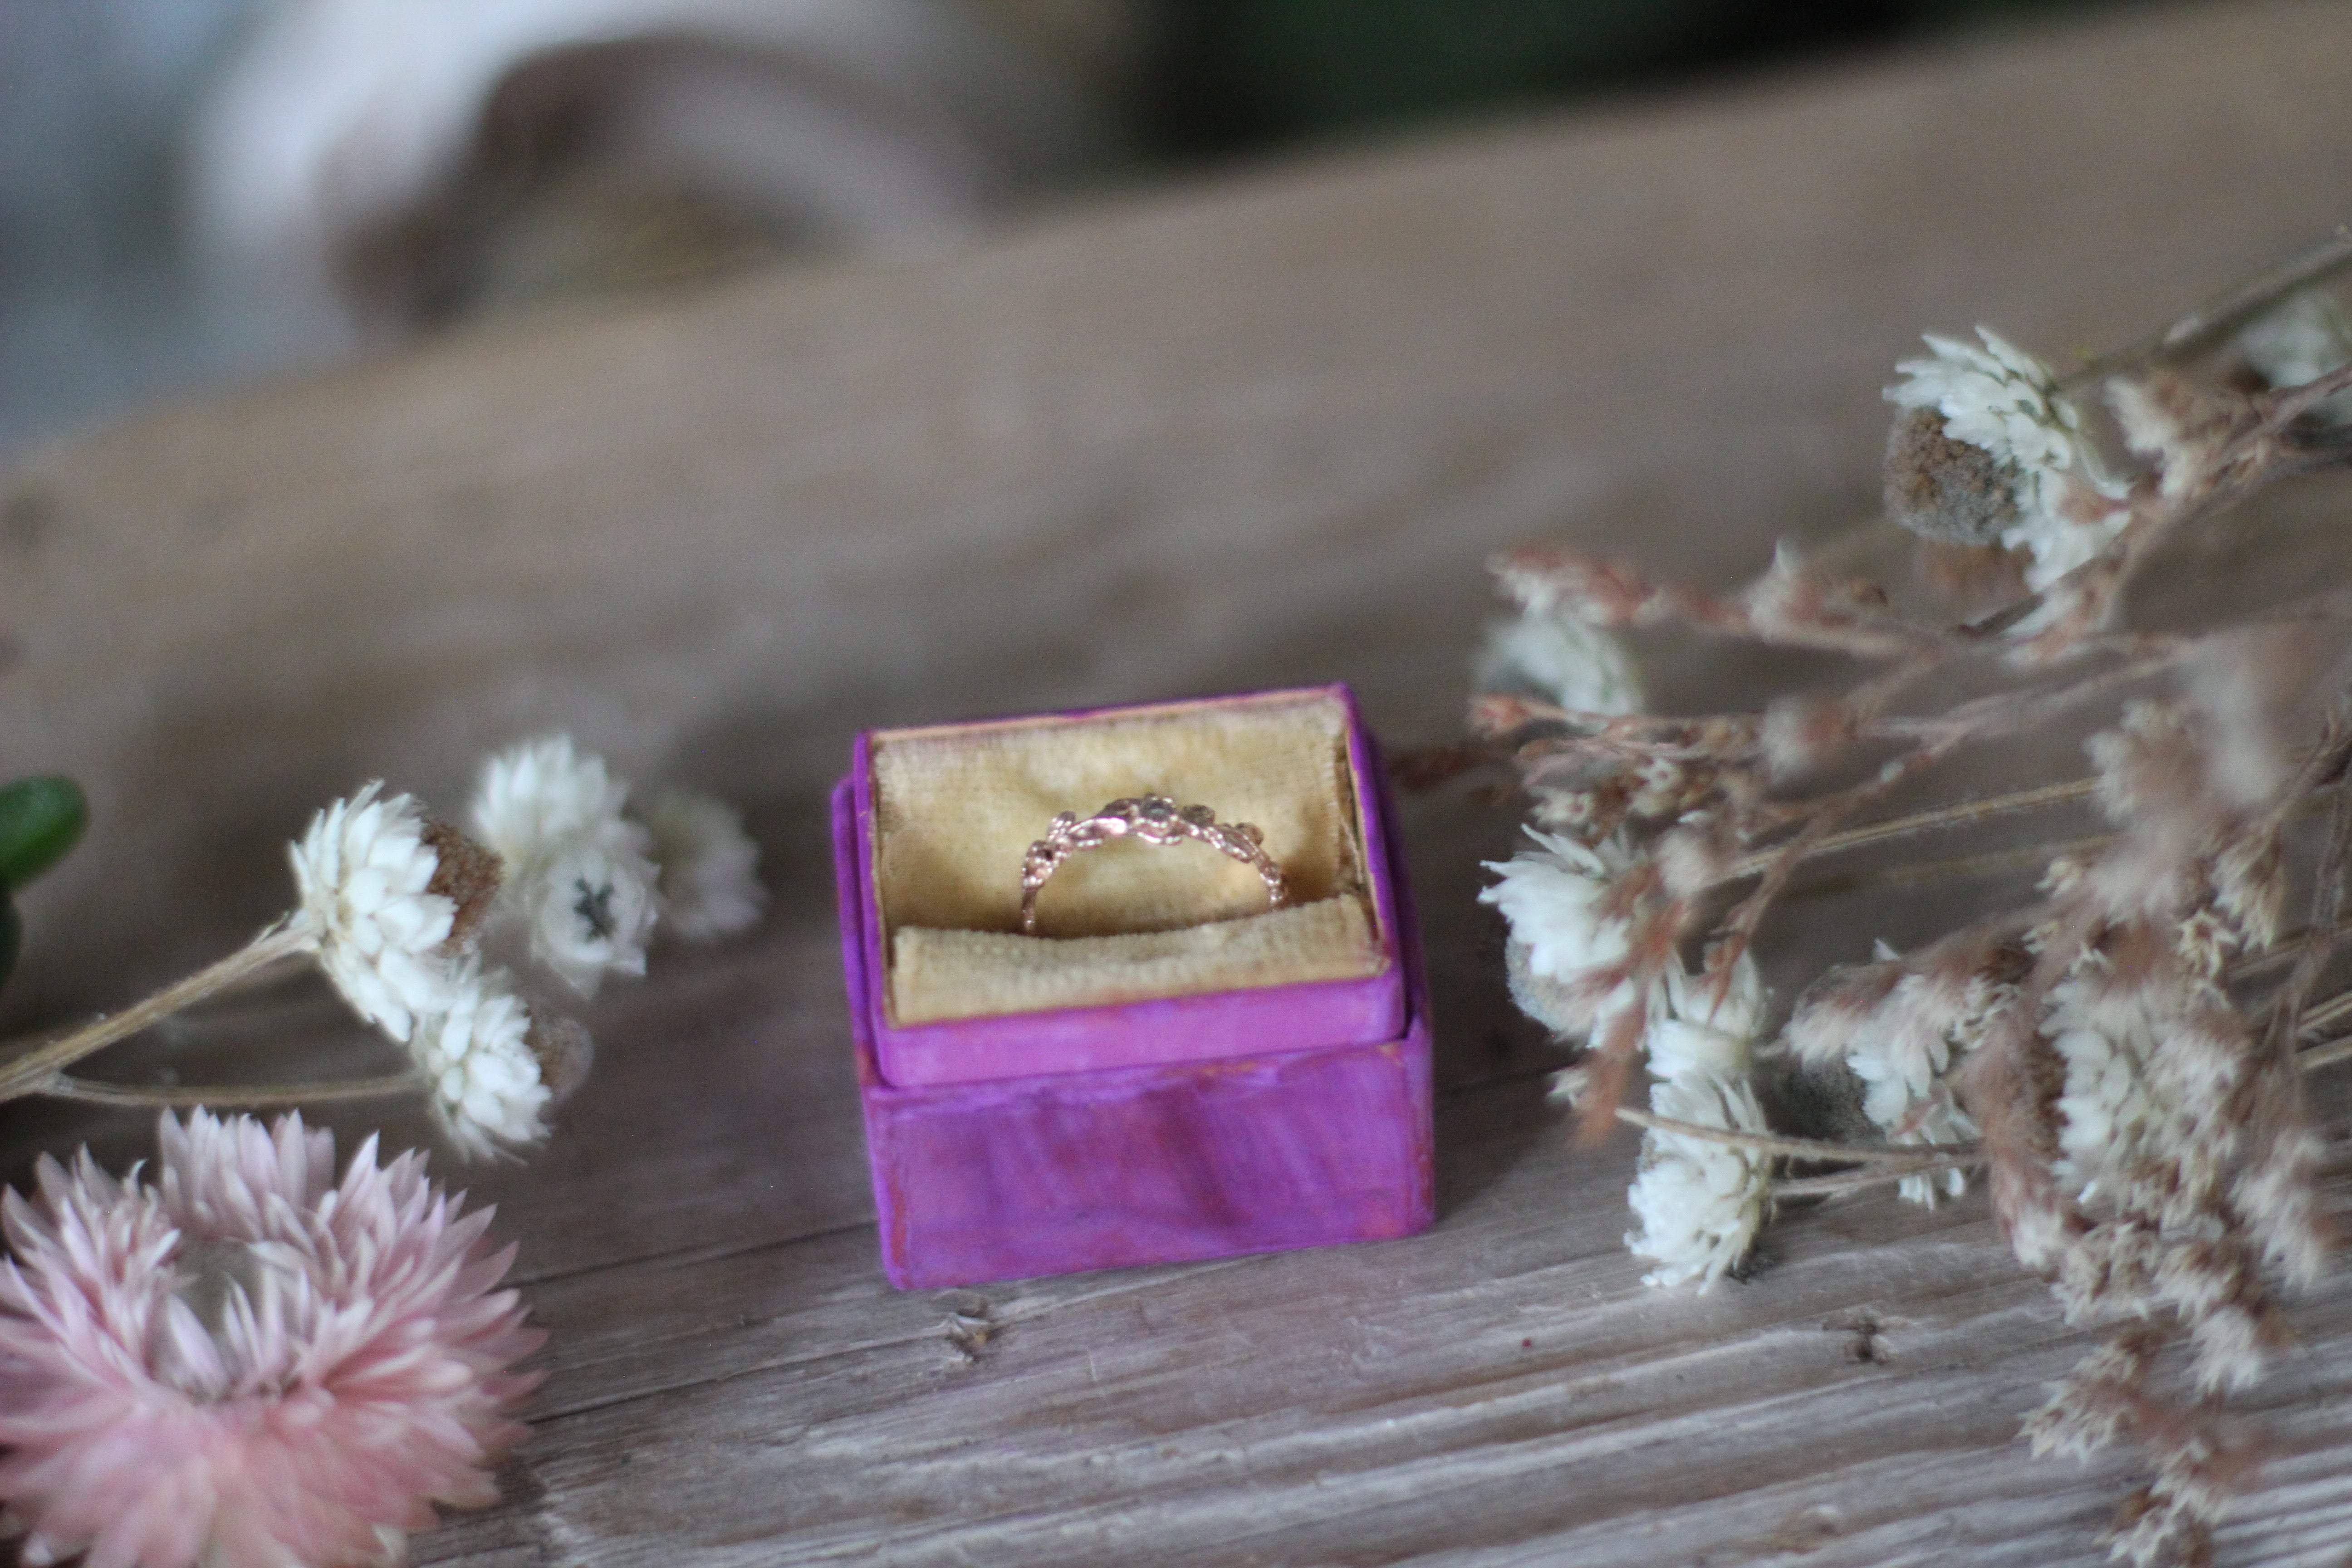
[2,0,2150,459]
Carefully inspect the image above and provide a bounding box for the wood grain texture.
[5,1,2352,1562]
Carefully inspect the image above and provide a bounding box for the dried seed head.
[1883,406,2021,544]
[421,819,504,953]
[526,1014,596,1104]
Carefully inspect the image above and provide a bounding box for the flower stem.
[1724,778,2099,883]
[35,1071,421,1109]
[1784,838,2112,901]
[1776,1157,1981,1198]
[2298,1035,2352,1073]
[0,921,314,1103]
[1613,1104,1980,1165]
[2062,225,2352,388]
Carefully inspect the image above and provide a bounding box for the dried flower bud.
[2182,628,2300,810]
[1913,537,2028,615]
[1529,787,1599,832]
[289,784,460,1043]
[2040,853,2089,899]
[1655,817,1732,899]
[1475,603,1645,716]
[408,962,551,1157]
[1627,756,1686,817]
[2174,908,2234,976]
[1490,547,1656,628]
[1759,694,1855,781]
[2237,1124,2332,1291]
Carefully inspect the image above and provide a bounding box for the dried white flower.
[472,735,633,865]
[1627,956,1771,1290]
[1890,328,2086,494]
[409,962,549,1158]
[2237,290,2352,400]
[520,833,659,995]
[1475,604,1644,716]
[1886,328,2124,595]
[289,783,458,1042]
[1835,955,1997,1205]
[2106,372,2266,509]
[2048,978,2161,1203]
[2008,507,2128,597]
[1651,955,1764,1078]
[1481,830,1641,1035]
[471,736,660,995]
[1626,1074,1771,1290]
[1626,954,1772,1289]
[638,786,765,942]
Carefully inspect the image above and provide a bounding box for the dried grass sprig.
[1465,238,2352,1562]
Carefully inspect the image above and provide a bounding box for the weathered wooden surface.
[6,2,2352,1563]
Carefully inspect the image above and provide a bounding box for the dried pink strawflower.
[0,1111,543,1568]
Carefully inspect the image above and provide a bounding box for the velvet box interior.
[833,685,1436,1288]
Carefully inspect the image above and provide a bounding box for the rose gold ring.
[1019,794,1290,935]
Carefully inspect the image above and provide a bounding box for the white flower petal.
[289,784,457,1042]
[470,735,632,867]
[410,964,550,1159]
[1480,831,1631,980]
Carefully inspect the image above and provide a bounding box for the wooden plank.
[2,1,2352,1563]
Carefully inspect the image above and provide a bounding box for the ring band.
[1019,795,1290,935]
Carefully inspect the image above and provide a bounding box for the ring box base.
[833,686,1436,1289]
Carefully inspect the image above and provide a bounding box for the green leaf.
[0,777,88,889]
[0,887,17,999]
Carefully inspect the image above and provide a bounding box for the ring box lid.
[848,685,1408,1087]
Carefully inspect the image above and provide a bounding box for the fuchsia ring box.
[832,684,1436,1287]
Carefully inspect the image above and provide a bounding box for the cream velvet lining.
[870,691,1388,1024]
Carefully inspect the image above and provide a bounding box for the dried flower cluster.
[1465,238,2352,1564]
[0,1110,539,1568]
[0,735,764,1158]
